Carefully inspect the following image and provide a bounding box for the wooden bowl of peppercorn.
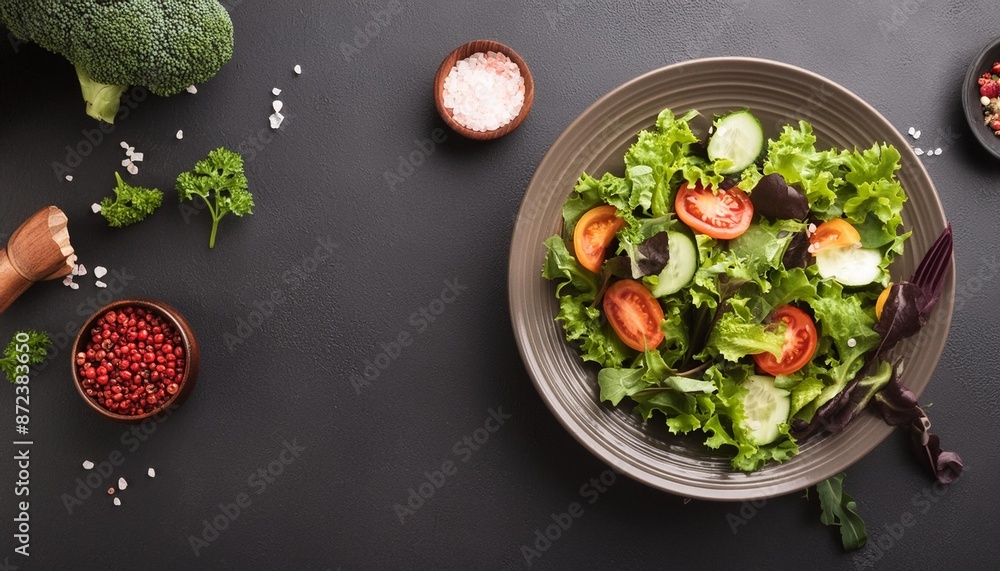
[434,39,534,140]
[71,299,200,423]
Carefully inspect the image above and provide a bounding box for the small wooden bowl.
[71,299,200,423]
[433,40,534,140]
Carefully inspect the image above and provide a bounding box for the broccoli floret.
[100,172,164,227]
[0,0,234,122]
[176,148,254,248]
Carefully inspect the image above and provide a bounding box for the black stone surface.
[0,1,996,569]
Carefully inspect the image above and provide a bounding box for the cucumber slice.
[740,375,791,446]
[816,246,882,287]
[647,231,697,297]
[707,111,764,174]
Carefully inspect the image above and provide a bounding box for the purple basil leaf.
[749,173,810,220]
[636,231,671,276]
[782,231,812,270]
[872,283,927,356]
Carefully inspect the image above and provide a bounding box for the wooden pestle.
[0,206,76,315]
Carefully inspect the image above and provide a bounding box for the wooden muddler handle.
[0,206,76,316]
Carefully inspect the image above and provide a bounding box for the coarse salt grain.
[94,266,108,279]
[272,87,282,96]
[127,164,139,175]
[915,148,924,156]
[76,264,87,276]
[118,477,128,490]
[442,51,525,132]
[913,130,921,139]
[148,468,156,478]
[120,141,129,149]
[62,276,74,287]
[95,280,107,289]
[122,159,133,167]
[83,460,94,470]
[270,112,285,129]
[934,148,942,155]
[294,64,302,75]
[131,153,144,162]
[91,203,102,214]
[113,497,121,506]
[186,85,198,94]
[69,282,79,290]
[907,127,915,135]
[176,130,184,140]
[273,100,283,113]
[65,175,73,182]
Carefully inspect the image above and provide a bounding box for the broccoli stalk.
[176,148,255,248]
[0,0,234,123]
[76,65,127,123]
[0,331,51,384]
[100,172,164,227]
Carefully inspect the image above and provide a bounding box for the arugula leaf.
[816,472,868,552]
[597,367,646,406]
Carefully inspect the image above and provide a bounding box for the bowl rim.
[508,56,954,501]
[961,35,1000,159]
[433,39,535,140]
[71,298,197,422]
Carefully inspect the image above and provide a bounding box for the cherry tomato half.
[573,205,626,273]
[753,305,818,376]
[809,218,861,255]
[674,183,754,240]
[603,279,665,352]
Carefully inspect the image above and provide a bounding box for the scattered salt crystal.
[807,223,817,234]
[442,51,525,132]
[69,282,79,290]
[914,148,924,156]
[62,276,74,287]
[94,266,108,279]
[148,468,156,478]
[95,280,107,289]
[118,477,128,490]
[847,338,857,348]
[272,87,282,96]
[273,100,283,113]
[126,163,139,175]
[934,148,942,155]
[176,130,184,140]
[122,159,133,167]
[913,130,921,139]
[294,64,302,75]
[907,127,915,135]
[130,153,144,162]
[76,264,87,276]
[120,141,129,149]
[113,497,121,507]
[71,265,80,276]
[65,175,73,182]
[83,460,94,470]
[269,112,285,129]
[91,203,102,214]
[186,85,198,94]
[126,147,134,156]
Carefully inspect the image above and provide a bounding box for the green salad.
[542,108,910,471]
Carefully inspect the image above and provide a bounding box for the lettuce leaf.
[699,304,786,362]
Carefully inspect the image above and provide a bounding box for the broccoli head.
[0,0,234,122]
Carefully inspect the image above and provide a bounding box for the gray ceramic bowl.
[508,57,954,501]
[962,36,1000,159]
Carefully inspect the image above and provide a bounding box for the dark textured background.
[0,1,997,569]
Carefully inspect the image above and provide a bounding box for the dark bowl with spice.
[71,299,200,423]
[433,40,534,141]
[962,35,1000,159]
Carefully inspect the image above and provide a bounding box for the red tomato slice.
[753,306,818,376]
[674,183,753,240]
[573,205,626,273]
[809,218,861,255]
[603,279,665,352]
